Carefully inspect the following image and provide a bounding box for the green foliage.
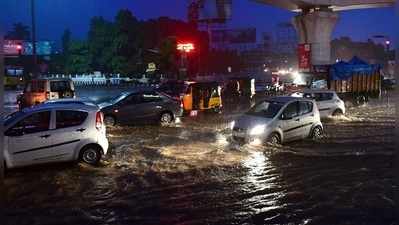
[65,41,91,74]
[58,9,209,76]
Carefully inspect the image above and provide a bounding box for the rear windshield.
[25,80,46,92]
[246,101,284,118]
[50,81,72,92]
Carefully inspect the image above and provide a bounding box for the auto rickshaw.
[181,81,222,114]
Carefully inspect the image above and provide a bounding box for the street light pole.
[31,0,37,78]
[0,26,4,181]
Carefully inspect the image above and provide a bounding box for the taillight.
[96,111,104,130]
[46,91,50,99]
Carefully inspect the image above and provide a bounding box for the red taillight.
[96,111,104,130]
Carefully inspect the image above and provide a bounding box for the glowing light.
[250,125,266,136]
[16,45,22,50]
[177,43,195,53]
[230,121,235,130]
[385,40,391,45]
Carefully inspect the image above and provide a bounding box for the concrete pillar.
[292,10,339,65]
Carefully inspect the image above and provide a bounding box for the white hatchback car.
[302,90,345,118]
[3,104,109,169]
[232,96,323,145]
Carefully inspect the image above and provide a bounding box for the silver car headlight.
[230,121,235,130]
[250,125,266,136]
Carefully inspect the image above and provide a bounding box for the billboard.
[3,40,52,56]
[199,0,232,23]
[23,41,52,55]
[212,28,256,44]
[298,44,311,72]
[4,40,23,55]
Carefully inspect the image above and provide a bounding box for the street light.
[177,43,195,80]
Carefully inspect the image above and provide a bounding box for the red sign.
[298,44,311,72]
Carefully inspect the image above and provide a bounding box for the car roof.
[22,103,99,113]
[304,89,336,93]
[267,96,309,103]
[45,98,94,103]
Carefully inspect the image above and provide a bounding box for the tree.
[62,29,71,54]
[6,22,30,40]
[64,41,91,74]
[88,17,116,74]
[113,10,141,75]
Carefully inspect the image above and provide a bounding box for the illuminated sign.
[177,43,195,53]
[4,40,23,55]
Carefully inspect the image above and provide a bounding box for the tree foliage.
[57,9,211,76]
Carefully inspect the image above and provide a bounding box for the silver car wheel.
[312,127,323,140]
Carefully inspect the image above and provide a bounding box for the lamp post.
[0,28,4,180]
[177,43,194,80]
[31,0,37,78]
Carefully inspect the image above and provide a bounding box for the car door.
[298,101,315,138]
[138,92,165,120]
[116,93,147,124]
[279,101,301,141]
[315,93,334,117]
[5,110,53,167]
[50,110,90,161]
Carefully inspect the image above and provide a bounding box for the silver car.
[231,96,323,145]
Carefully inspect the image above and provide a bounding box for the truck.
[310,57,382,106]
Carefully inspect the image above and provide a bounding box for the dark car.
[382,78,396,90]
[99,90,183,126]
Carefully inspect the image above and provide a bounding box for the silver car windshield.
[246,101,284,118]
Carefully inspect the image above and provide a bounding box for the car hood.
[234,114,274,130]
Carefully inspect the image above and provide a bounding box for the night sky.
[0,0,395,45]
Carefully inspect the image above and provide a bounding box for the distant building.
[274,22,298,55]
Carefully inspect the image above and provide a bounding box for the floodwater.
[3,88,397,225]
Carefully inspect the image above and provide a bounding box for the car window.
[121,94,142,105]
[246,101,284,118]
[314,93,333,101]
[142,93,163,103]
[282,102,298,119]
[50,81,72,92]
[299,101,313,115]
[56,110,88,129]
[9,111,51,134]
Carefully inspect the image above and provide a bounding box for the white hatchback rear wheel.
[80,147,101,165]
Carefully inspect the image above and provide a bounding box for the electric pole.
[31,0,38,78]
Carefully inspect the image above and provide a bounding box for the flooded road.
[4,89,397,225]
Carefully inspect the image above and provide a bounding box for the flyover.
[253,0,395,66]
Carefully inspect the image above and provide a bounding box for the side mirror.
[5,128,24,137]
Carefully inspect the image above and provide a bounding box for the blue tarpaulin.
[330,56,381,80]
